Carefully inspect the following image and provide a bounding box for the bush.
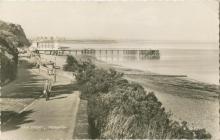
[79,68,124,96]
[90,85,170,139]
[64,55,212,139]
[63,55,79,72]
[90,84,212,139]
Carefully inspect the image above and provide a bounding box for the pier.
[35,48,160,59]
[30,39,160,59]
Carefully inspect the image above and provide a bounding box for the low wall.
[73,99,89,139]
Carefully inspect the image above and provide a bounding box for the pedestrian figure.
[38,64,41,73]
[43,80,50,101]
[48,78,53,96]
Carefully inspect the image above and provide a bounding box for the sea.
[93,43,219,85]
[46,42,219,85]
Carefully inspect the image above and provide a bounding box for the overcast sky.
[0,0,218,43]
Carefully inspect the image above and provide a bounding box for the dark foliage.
[64,55,212,139]
[63,55,79,72]
[0,52,18,83]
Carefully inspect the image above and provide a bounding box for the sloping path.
[1,91,80,140]
[1,63,46,112]
[1,64,80,140]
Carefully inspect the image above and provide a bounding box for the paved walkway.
[1,92,80,140]
[1,59,81,140]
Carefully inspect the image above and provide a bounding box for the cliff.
[0,20,30,84]
[0,20,30,52]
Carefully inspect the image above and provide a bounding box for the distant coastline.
[30,37,218,45]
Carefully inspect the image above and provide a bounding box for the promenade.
[1,58,82,140]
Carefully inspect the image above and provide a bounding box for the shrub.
[63,55,79,72]
[91,85,212,139]
[92,85,171,139]
[79,68,124,96]
[64,55,212,139]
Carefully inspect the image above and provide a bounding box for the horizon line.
[29,37,219,44]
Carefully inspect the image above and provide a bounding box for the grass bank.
[64,55,213,139]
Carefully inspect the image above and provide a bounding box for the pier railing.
[35,48,160,59]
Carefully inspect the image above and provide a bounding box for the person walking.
[43,80,50,101]
[48,78,53,96]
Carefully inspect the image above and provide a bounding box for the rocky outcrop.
[0,20,30,85]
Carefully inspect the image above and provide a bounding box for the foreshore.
[40,53,219,99]
[40,54,219,139]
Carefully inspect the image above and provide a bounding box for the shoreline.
[40,54,219,100]
[40,54,219,139]
[90,56,219,99]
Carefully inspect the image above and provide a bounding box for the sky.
[0,0,219,44]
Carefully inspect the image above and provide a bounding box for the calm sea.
[95,47,219,85]
[44,42,219,84]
